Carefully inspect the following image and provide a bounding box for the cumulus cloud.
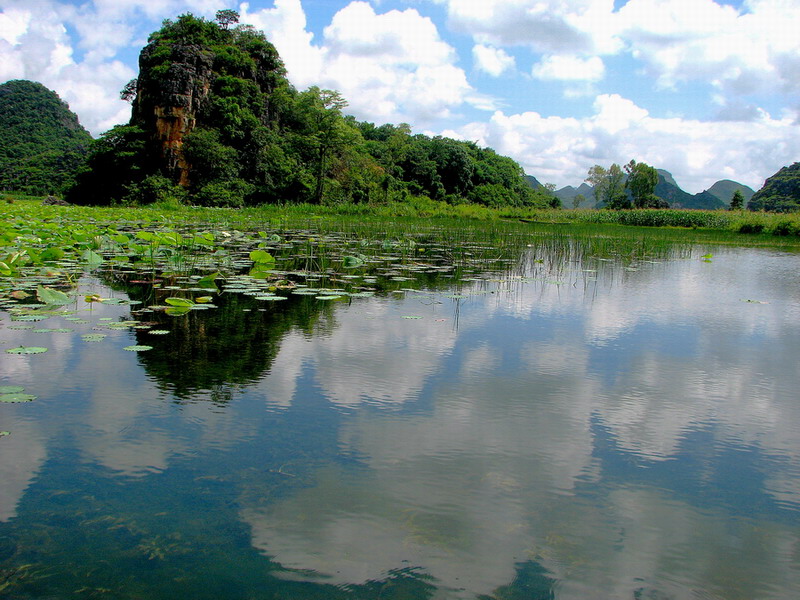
[532,54,605,82]
[452,93,799,191]
[441,0,622,55]
[472,43,515,76]
[617,0,800,97]
[244,0,475,125]
[240,0,323,88]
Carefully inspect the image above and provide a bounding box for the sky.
[1,0,799,193]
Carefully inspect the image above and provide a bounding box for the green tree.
[295,87,358,203]
[573,193,585,209]
[215,9,239,30]
[730,189,744,210]
[586,163,627,209]
[120,78,137,103]
[624,159,660,208]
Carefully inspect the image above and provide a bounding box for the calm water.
[1,232,800,599]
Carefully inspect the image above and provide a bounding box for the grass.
[3,193,800,248]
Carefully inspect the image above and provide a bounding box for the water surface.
[1,231,799,599]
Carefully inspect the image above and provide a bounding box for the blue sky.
[1,0,799,192]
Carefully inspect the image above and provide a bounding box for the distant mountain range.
[529,170,755,210]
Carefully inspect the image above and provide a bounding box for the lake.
[1,223,799,599]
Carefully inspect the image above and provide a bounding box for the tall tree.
[215,9,240,30]
[586,163,627,209]
[295,87,358,203]
[730,189,744,210]
[624,160,660,208]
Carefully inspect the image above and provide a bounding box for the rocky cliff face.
[132,44,215,186]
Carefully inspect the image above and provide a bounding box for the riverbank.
[4,193,800,244]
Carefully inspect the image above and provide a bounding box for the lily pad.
[123,345,153,352]
[0,393,36,403]
[82,249,104,266]
[36,285,72,306]
[148,330,170,335]
[249,250,276,264]
[5,346,48,354]
[82,334,107,342]
[0,386,25,394]
[165,297,194,307]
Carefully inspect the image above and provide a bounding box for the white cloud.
[472,43,515,76]
[618,0,800,97]
[454,94,800,191]
[441,0,623,54]
[532,54,605,81]
[244,0,474,125]
[240,0,323,88]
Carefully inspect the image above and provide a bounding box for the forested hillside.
[0,80,93,195]
[747,163,800,212]
[66,12,554,209]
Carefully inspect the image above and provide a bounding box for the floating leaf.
[148,330,170,335]
[195,296,214,304]
[36,285,71,306]
[196,272,221,290]
[164,297,194,307]
[0,393,36,403]
[0,386,25,394]
[343,255,365,269]
[249,267,273,280]
[82,334,107,342]
[249,249,276,264]
[0,431,9,437]
[82,249,104,266]
[165,306,192,316]
[5,346,48,354]
[123,345,153,352]
[10,290,30,300]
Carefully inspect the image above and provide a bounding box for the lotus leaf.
[0,393,36,403]
[249,250,275,264]
[165,297,194,307]
[81,250,104,266]
[0,386,25,394]
[82,334,107,342]
[5,346,48,354]
[36,285,71,306]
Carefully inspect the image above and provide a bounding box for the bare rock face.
[132,44,214,186]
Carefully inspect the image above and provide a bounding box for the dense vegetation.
[0,80,93,195]
[65,12,555,210]
[747,162,800,212]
